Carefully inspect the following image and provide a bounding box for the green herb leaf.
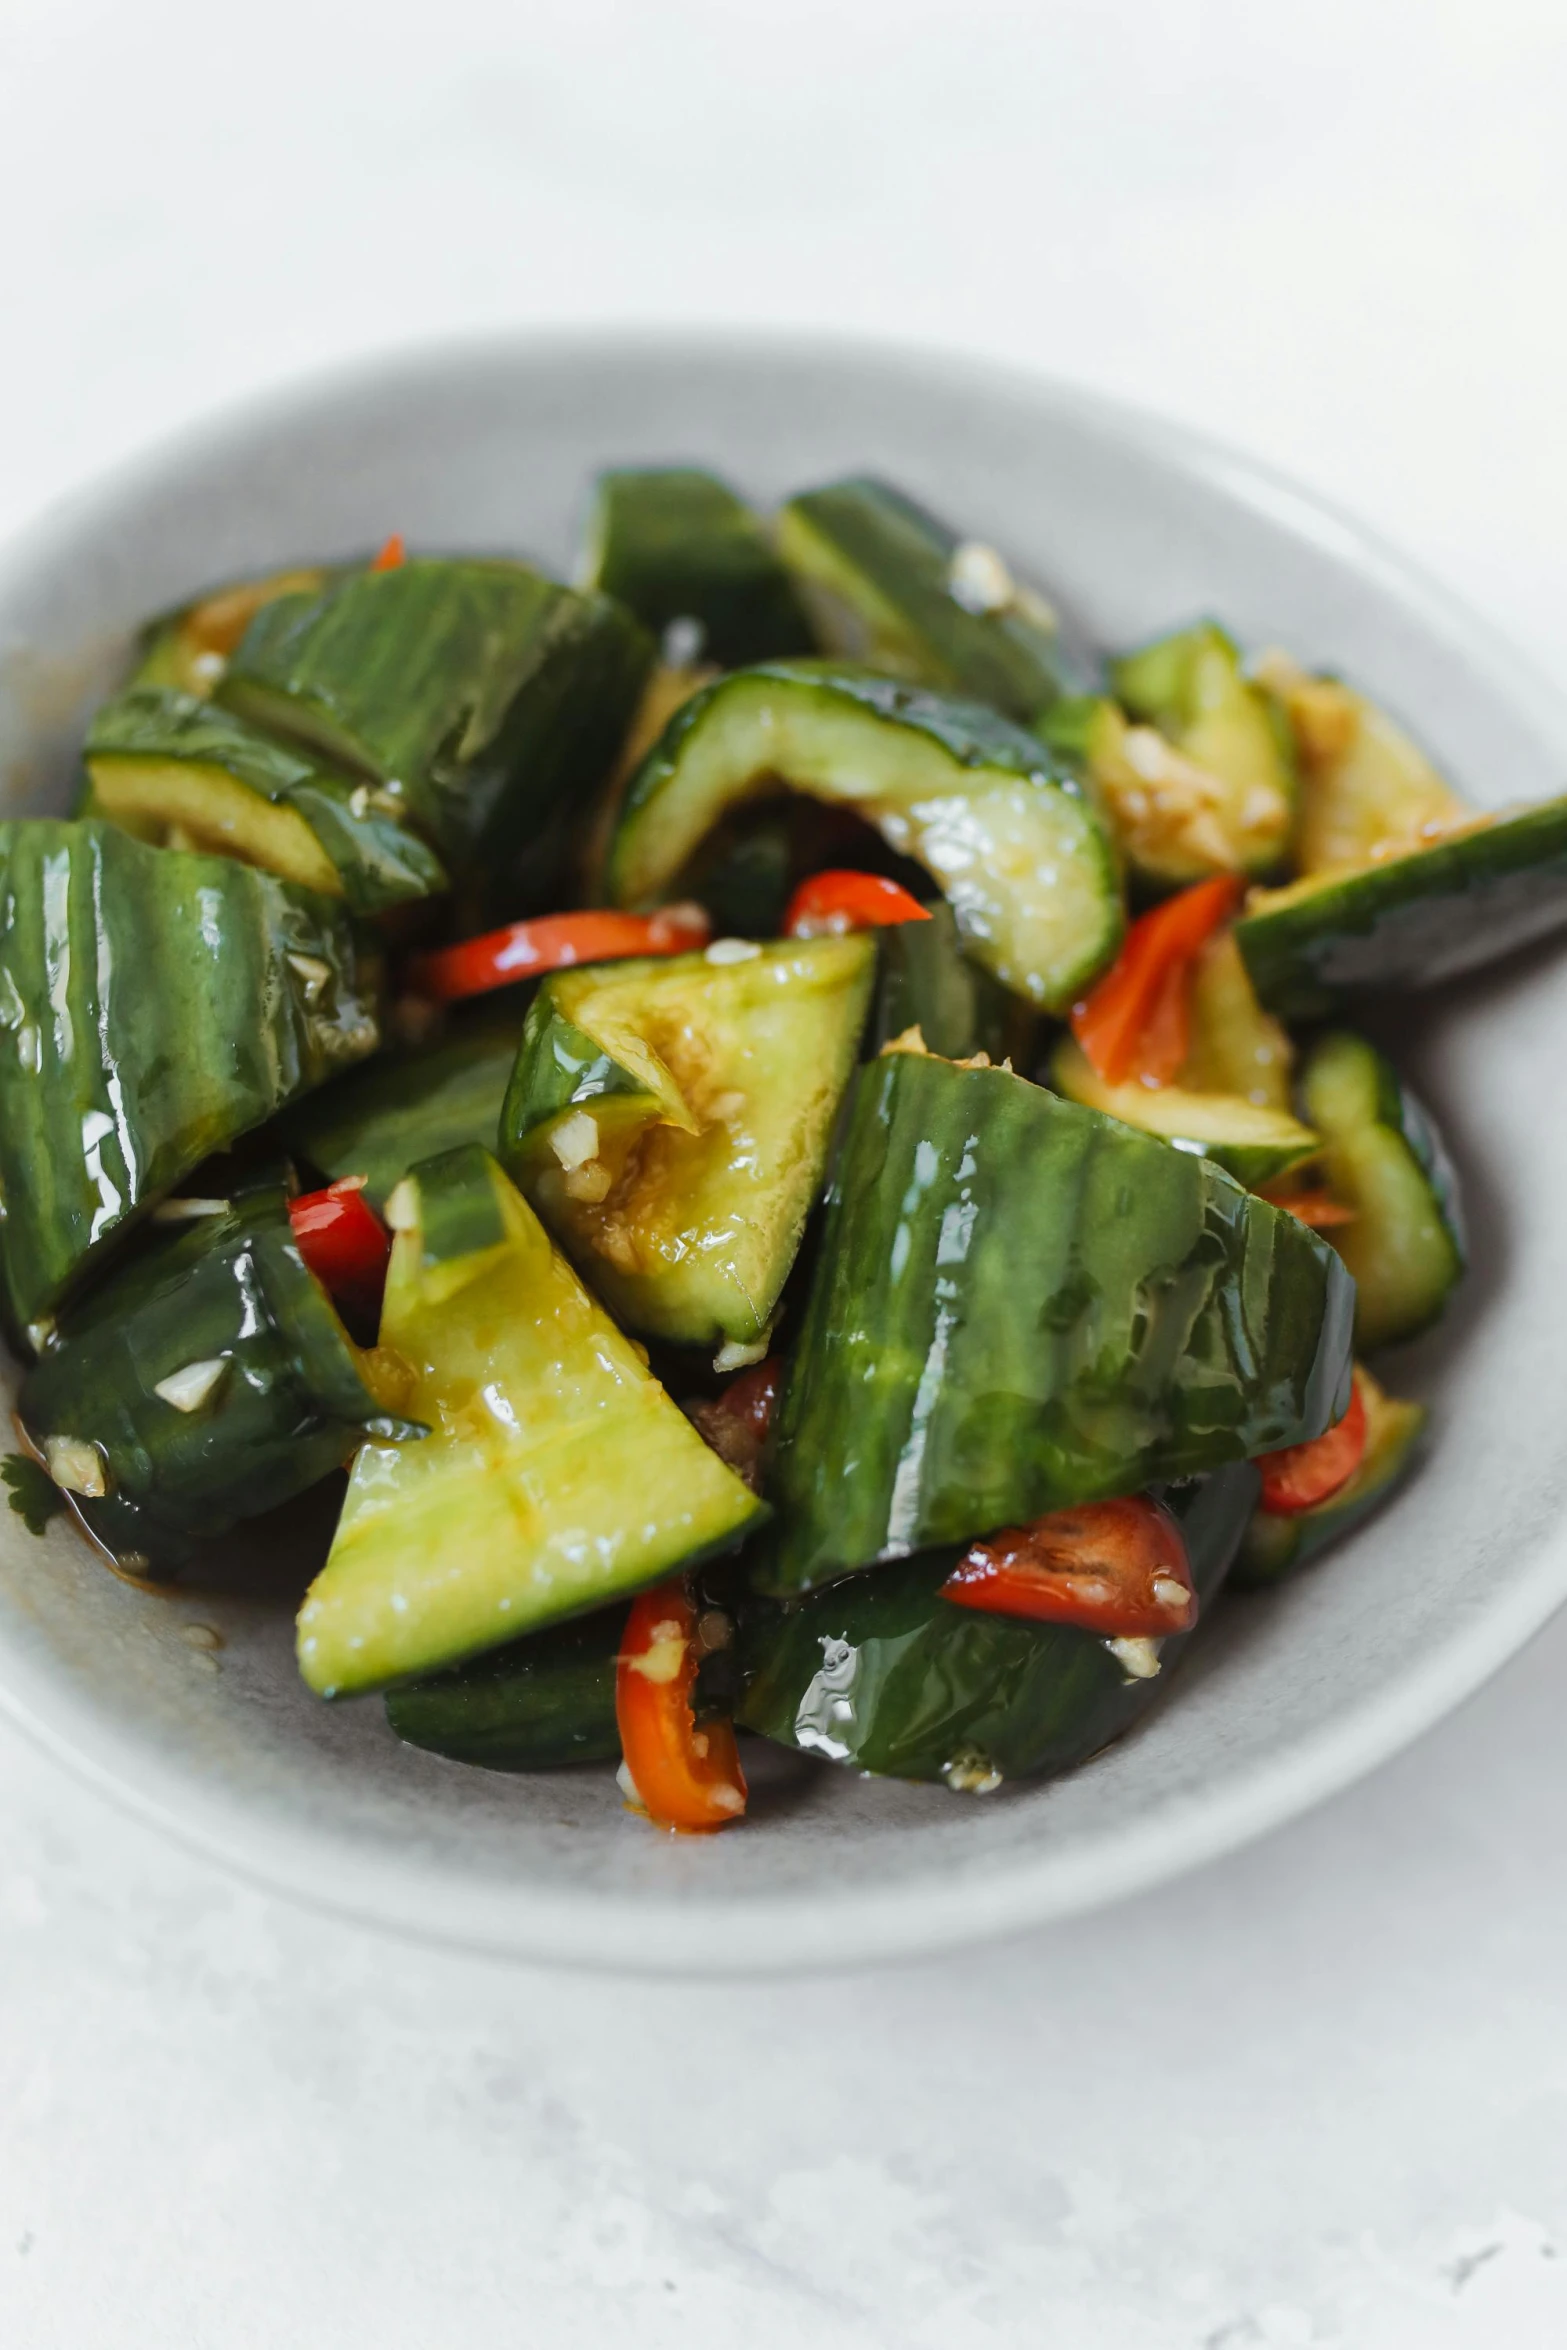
[2,1453,63,1538]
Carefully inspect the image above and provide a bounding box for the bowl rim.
[1,324,1564,1976]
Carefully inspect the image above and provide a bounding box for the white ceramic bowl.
[1,333,1563,1974]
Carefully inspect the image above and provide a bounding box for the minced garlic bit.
[709,1783,745,1816]
[662,615,707,668]
[944,1751,1003,1795]
[947,541,1016,616]
[43,1435,108,1499]
[151,1196,232,1223]
[713,1330,771,1374]
[1107,1635,1163,1681]
[695,1609,733,1654]
[348,785,372,820]
[383,1178,419,1233]
[286,952,333,1002]
[549,1110,600,1172]
[626,1621,687,1684]
[704,937,762,966]
[616,1757,646,1812]
[1151,1575,1190,1613]
[879,1023,930,1058]
[152,1357,229,1414]
[563,1162,613,1204]
[1097,715,1243,877]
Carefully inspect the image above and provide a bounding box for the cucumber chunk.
[0,820,378,1337]
[18,1190,418,1574]
[501,934,876,1348]
[220,560,652,911]
[737,1464,1257,1787]
[1235,666,1567,1015]
[580,468,813,665]
[867,900,1038,1067]
[284,1006,524,1211]
[762,1047,1354,1594]
[1236,799,1567,1017]
[1048,1036,1318,1188]
[296,1147,762,1698]
[1300,1031,1466,1349]
[776,477,1082,722]
[85,688,449,914]
[1098,622,1297,882]
[606,661,1121,1011]
[1178,931,1295,1110]
[387,1605,625,1769]
[1234,1365,1427,1585]
[1257,653,1471,876]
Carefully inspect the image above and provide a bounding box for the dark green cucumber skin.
[780,477,1086,721]
[283,1006,526,1211]
[738,1464,1257,1784]
[386,1604,626,1768]
[220,561,653,912]
[84,687,449,914]
[585,468,813,665]
[868,902,1038,1066]
[499,989,647,1140]
[0,821,377,1338]
[17,1191,419,1572]
[1235,796,1567,1017]
[761,1052,1353,1595]
[611,660,1096,889]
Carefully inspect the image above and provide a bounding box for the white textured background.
[3,3,1567,2342]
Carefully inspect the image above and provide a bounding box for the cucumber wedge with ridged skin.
[760,1048,1353,1596]
[1235,796,1567,1019]
[581,468,814,665]
[84,688,449,914]
[867,900,1039,1067]
[0,820,378,1340]
[220,560,653,912]
[386,1604,626,1769]
[1102,622,1297,882]
[501,934,876,1348]
[1300,1031,1466,1349]
[1047,1036,1319,1188]
[1234,1367,1427,1586]
[17,1190,420,1575]
[296,1147,762,1697]
[606,662,1122,1011]
[284,1006,523,1211]
[737,1464,1257,1786]
[777,477,1085,722]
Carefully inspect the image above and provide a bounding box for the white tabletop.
[3,4,1566,2342]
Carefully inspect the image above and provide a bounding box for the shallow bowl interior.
[0,333,1563,1973]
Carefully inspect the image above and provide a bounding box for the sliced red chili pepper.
[1263,1188,1358,1230]
[411,902,711,1006]
[1070,874,1242,1088]
[941,1495,1197,1639]
[369,533,406,572]
[616,1580,747,1834]
[783,870,934,939]
[288,1178,391,1315]
[1256,1371,1368,1514]
[685,1356,781,1493]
